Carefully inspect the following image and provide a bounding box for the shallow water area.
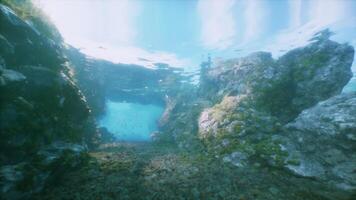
[99,100,164,141]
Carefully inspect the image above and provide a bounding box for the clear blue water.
[99,100,164,141]
[39,0,356,89]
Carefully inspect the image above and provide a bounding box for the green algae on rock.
[0,3,97,199]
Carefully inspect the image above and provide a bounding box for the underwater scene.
[99,101,164,141]
[0,0,355,199]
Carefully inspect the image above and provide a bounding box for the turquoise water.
[99,101,164,141]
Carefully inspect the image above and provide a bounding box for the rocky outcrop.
[0,4,63,70]
[278,38,354,119]
[281,92,356,191]
[196,32,355,197]
[0,3,93,161]
[199,52,286,104]
[198,35,354,144]
[200,35,354,121]
[0,4,96,199]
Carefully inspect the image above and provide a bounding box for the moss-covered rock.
[194,33,354,197]
[199,32,354,121]
[0,3,97,199]
[278,36,354,120]
[33,142,353,200]
[198,95,287,167]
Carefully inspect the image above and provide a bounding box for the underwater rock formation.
[0,4,96,199]
[195,32,355,196]
[198,34,353,152]
[198,95,284,167]
[199,95,244,138]
[282,92,356,191]
[200,52,284,102]
[200,38,354,121]
[278,39,354,119]
[0,1,355,199]
[0,142,88,200]
[198,37,354,139]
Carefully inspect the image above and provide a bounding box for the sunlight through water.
[99,100,164,141]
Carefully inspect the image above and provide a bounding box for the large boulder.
[278,38,354,119]
[200,35,354,121]
[281,92,356,191]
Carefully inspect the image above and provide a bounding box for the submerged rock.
[200,37,354,121]
[282,92,356,190]
[278,39,354,119]
[198,95,286,167]
[195,32,355,196]
[0,143,88,200]
[200,52,285,103]
[0,4,63,69]
[199,95,244,138]
[0,4,96,199]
